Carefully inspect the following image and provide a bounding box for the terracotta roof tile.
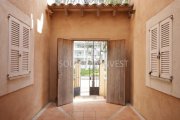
[47,3,134,15]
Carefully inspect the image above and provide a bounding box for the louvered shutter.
[149,24,159,77]
[8,16,31,78]
[159,17,172,79]
[8,16,21,77]
[21,24,30,74]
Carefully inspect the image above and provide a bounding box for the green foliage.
[81,69,99,76]
[55,0,129,5]
[105,0,122,4]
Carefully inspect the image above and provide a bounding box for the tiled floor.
[36,97,142,120]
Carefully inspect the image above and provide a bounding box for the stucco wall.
[130,0,180,120]
[49,12,130,101]
[0,0,50,119]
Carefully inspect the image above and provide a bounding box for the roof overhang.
[47,3,135,17]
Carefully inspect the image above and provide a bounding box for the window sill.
[8,73,30,80]
[150,76,172,82]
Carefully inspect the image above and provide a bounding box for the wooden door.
[107,40,126,105]
[57,39,73,106]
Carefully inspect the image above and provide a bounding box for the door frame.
[73,40,108,97]
[57,38,127,105]
[57,38,109,98]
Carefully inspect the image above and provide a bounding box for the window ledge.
[8,73,30,80]
[150,76,172,82]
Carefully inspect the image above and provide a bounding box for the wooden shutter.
[149,24,159,77]
[159,17,173,79]
[8,16,31,78]
[21,24,30,74]
[8,16,21,77]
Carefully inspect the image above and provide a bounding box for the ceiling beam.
[81,9,84,17]
[64,8,68,16]
[46,8,54,16]
[128,10,135,18]
[48,4,134,17]
[97,9,100,17]
[113,9,116,17]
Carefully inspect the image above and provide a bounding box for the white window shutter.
[8,16,31,78]
[21,24,30,74]
[149,24,159,77]
[159,16,173,79]
[8,16,21,77]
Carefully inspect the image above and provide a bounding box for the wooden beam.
[97,9,100,17]
[46,8,54,16]
[64,8,68,16]
[48,4,134,14]
[113,9,116,17]
[128,10,135,18]
[81,9,84,17]
[48,4,134,17]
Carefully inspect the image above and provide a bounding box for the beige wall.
[1,0,180,119]
[0,0,50,119]
[130,0,180,120]
[49,12,130,101]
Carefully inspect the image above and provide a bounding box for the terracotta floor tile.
[84,111,96,118]
[36,101,142,120]
[96,118,108,120]
[96,111,112,118]
[71,111,84,118]
[84,118,96,120]
[111,107,141,120]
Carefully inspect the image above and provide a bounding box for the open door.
[107,40,126,105]
[57,39,73,106]
[74,60,81,97]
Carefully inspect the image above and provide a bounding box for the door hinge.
[170,76,173,81]
[170,15,174,20]
[157,52,161,59]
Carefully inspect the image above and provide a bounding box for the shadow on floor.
[35,97,142,120]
